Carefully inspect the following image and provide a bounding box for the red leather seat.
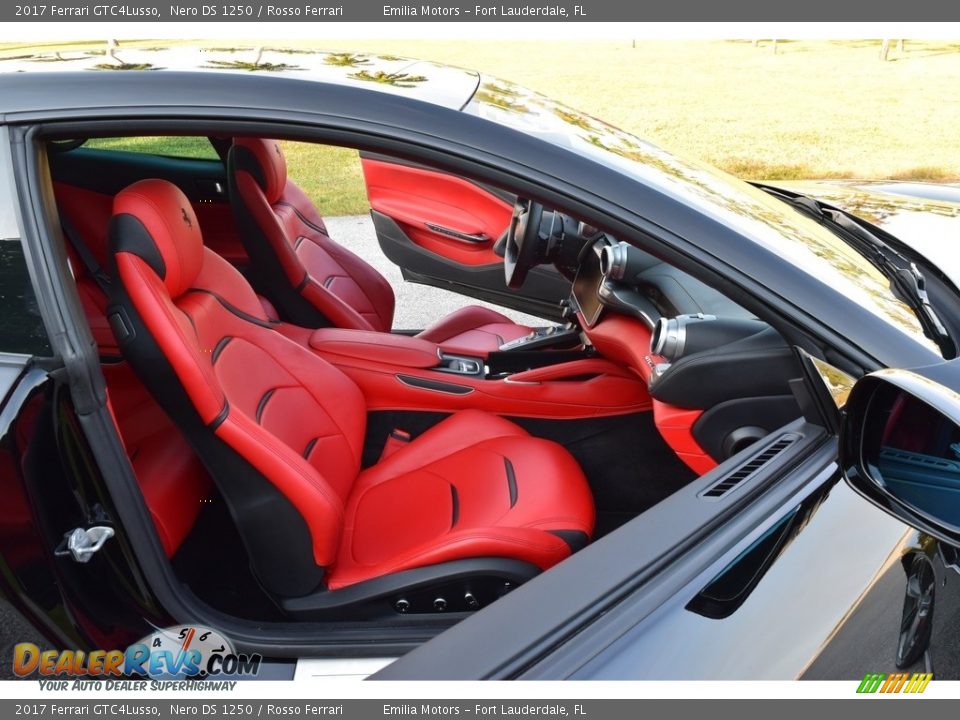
[103,362,212,557]
[227,138,532,356]
[107,179,593,599]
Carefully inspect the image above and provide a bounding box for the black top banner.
[5,0,960,21]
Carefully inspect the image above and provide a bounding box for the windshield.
[464,76,939,356]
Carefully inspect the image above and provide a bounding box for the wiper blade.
[889,262,954,356]
[820,209,954,355]
[759,185,956,357]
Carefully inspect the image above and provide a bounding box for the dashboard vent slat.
[699,435,798,500]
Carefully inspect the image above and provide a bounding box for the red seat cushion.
[103,362,212,556]
[331,410,593,589]
[130,425,211,556]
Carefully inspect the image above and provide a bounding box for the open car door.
[361,153,571,320]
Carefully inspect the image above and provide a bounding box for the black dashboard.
[566,233,801,462]
[572,236,756,329]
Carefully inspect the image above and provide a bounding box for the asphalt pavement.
[0,599,49,680]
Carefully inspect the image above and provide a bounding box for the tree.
[880,39,891,61]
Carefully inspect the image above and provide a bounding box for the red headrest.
[111,179,203,298]
[232,137,287,204]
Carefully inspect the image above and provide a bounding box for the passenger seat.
[227,138,532,356]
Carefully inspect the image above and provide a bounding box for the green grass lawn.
[83,136,370,217]
[21,39,960,216]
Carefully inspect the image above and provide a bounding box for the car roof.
[0,44,481,111]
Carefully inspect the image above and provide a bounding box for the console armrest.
[309,329,441,368]
[505,358,635,384]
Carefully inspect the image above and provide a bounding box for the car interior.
[43,134,805,624]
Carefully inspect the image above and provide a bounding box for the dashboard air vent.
[700,434,798,500]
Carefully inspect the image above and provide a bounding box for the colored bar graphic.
[857,672,932,694]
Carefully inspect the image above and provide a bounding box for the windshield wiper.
[759,185,957,358]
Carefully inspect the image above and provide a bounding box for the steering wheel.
[504,198,544,289]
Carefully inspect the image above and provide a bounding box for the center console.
[496,324,581,352]
[308,326,651,419]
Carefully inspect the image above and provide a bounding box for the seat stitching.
[504,457,518,508]
[302,431,343,460]
[184,288,274,328]
[363,433,525,488]
[240,337,362,468]
[522,517,592,529]
[255,387,276,423]
[211,335,233,364]
[227,415,344,524]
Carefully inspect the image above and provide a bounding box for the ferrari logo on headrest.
[274,144,281,157]
[181,208,192,228]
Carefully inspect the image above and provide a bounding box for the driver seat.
[226,138,532,356]
[106,179,594,606]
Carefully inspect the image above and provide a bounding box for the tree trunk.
[880,39,891,61]
[897,39,905,53]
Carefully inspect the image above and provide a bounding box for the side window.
[82,136,220,161]
[0,240,52,356]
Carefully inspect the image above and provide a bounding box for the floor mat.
[509,412,697,538]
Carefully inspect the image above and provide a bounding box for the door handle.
[424,222,490,244]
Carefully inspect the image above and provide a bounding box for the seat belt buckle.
[380,428,411,461]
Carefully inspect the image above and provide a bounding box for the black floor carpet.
[510,411,697,538]
[172,496,284,621]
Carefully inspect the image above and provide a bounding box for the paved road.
[0,600,48,680]
[324,214,544,330]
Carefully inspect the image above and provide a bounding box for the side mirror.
[841,369,960,546]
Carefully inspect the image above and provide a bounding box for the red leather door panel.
[361,155,571,319]
[362,158,511,267]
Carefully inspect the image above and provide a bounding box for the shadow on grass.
[888,166,960,182]
[720,158,852,181]
[722,158,959,183]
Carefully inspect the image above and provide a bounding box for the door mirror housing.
[842,368,960,546]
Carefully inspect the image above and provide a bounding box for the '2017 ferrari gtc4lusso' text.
[2,45,960,680]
